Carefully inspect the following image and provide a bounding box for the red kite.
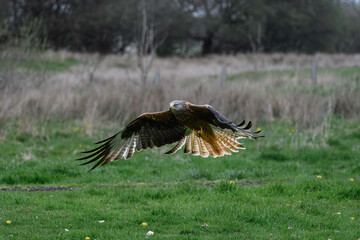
[79,100,263,170]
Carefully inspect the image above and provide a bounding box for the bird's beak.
[170,105,175,110]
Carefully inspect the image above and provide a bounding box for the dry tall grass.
[1,50,359,135]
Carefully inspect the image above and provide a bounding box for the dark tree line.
[1,0,360,55]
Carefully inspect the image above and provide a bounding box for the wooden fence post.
[155,67,160,86]
[312,60,317,85]
[221,64,227,88]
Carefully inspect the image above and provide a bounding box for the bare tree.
[136,0,167,85]
[247,21,264,54]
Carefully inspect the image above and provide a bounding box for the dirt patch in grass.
[0,181,264,192]
[0,186,82,192]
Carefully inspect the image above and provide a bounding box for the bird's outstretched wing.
[164,103,263,158]
[78,110,187,170]
[188,103,262,139]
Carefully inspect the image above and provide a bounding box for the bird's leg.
[196,127,206,137]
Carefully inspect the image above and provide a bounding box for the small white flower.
[65,229,69,232]
[98,220,105,223]
[146,231,154,236]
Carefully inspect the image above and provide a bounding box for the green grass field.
[1,58,79,72]
[0,56,359,239]
[0,117,359,239]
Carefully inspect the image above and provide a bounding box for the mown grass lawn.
[0,58,79,72]
[228,66,360,82]
[0,118,359,239]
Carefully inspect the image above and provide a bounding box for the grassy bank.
[0,117,359,239]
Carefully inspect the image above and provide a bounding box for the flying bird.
[79,100,263,170]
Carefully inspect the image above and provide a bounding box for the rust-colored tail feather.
[165,137,186,154]
[203,139,216,157]
[216,137,231,155]
[184,134,192,154]
[165,127,253,158]
[198,137,209,157]
[190,132,200,155]
[214,129,246,150]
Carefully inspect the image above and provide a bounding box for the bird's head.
[170,100,187,112]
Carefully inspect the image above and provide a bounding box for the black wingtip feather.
[95,133,118,144]
[253,135,265,140]
[243,121,252,130]
[89,158,107,171]
[79,152,106,166]
[76,146,107,161]
[237,120,245,127]
[236,120,252,130]
[80,144,107,154]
